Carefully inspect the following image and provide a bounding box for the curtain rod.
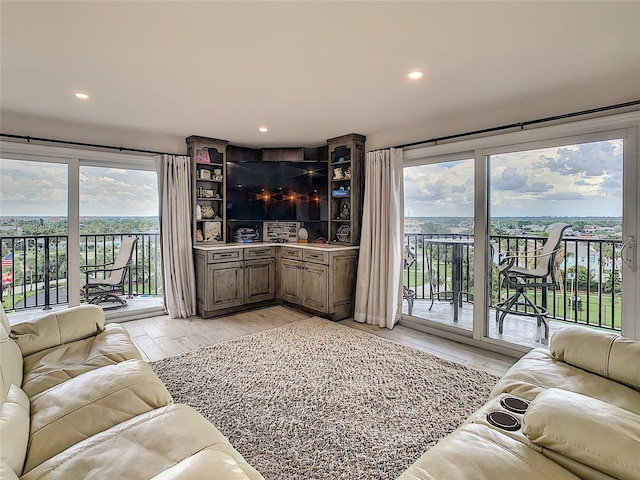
[0,133,185,157]
[394,100,640,150]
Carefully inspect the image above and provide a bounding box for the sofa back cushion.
[550,325,640,391]
[0,323,23,403]
[0,384,30,476]
[523,387,640,480]
[10,305,105,356]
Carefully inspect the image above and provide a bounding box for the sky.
[404,138,623,218]
[1,138,624,219]
[0,160,158,217]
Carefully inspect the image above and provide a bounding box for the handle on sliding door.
[621,236,637,272]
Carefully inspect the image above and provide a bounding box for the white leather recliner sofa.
[398,325,640,480]
[0,304,263,480]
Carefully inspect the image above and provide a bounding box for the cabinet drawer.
[244,246,275,259]
[280,247,303,260]
[207,249,242,263]
[303,249,329,264]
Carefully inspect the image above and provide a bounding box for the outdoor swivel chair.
[495,224,570,341]
[80,235,138,310]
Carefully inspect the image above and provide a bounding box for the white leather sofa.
[398,325,640,480]
[0,304,263,480]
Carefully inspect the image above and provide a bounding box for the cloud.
[492,166,552,193]
[535,140,622,177]
[1,159,158,217]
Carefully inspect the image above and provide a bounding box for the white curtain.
[155,155,197,318]
[354,148,404,329]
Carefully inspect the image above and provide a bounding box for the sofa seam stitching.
[464,429,554,476]
[30,376,154,435]
[24,407,176,476]
[537,430,639,472]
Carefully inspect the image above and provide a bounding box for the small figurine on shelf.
[196,148,210,164]
[196,204,202,220]
[201,205,215,219]
[333,166,344,180]
[339,202,351,220]
[195,229,204,242]
[345,166,351,179]
[213,168,223,181]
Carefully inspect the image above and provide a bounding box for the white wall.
[1,111,186,156]
[366,73,640,152]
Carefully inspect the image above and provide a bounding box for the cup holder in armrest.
[486,411,521,431]
[500,396,530,415]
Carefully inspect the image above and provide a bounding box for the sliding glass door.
[402,114,639,349]
[486,135,629,348]
[403,155,475,333]
[1,141,163,317]
[0,158,68,310]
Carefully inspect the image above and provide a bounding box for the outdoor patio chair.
[495,223,571,341]
[403,244,435,316]
[80,235,138,310]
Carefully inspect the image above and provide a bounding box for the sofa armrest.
[10,305,105,356]
[523,387,640,480]
[550,325,640,391]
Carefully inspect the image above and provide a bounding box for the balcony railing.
[404,233,622,331]
[1,233,162,311]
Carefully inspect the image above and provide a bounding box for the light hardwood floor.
[122,305,516,376]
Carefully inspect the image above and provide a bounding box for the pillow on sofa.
[0,384,30,476]
[10,305,105,356]
[550,326,640,391]
[523,387,640,480]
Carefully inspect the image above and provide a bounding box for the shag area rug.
[150,317,498,480]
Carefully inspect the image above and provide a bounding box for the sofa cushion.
[397,423,580,480]
[0,324,22,402]
[523,388,640,480]
[551,326,640,391]
[0,304,10,333]
[23,359,173,474]
[20,404,264,480]
[491,348,640,415]
[0,385,30,476]
[0,461,19,480]
[150,450,254,480]
[21,323,142,397]
[10,305,105,356]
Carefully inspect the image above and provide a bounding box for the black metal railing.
[1,233,162,311]
[403,233,622,331]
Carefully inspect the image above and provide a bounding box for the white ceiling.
[1,1,639,147]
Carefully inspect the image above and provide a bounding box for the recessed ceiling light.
[408,71,424,80]
[258,126,268,133]
[74,92,89,100]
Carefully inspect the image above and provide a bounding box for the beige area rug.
[150,317,498,480]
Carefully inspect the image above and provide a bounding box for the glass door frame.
[0,140,158,310]
[402,111,640,353]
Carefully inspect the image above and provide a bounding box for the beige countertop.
[193,242,359,252]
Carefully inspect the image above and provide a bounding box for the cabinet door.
[302,263,329,313]
[280,259,303,304]
[245,258,276,303]
[207,261,244,310]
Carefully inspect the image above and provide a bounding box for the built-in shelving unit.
[187,136,229,245]
[327,134,366,245]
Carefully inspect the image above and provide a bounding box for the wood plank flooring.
[121,305,516,376]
